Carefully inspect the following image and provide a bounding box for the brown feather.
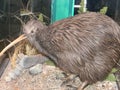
[23,12,120,84]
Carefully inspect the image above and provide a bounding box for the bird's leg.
[61,73,77,87]
[78,81,88,90]
[114,70,120,90]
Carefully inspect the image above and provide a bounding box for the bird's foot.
[61,74,77,86]
[61,73,78,89]
[78,81,88,90]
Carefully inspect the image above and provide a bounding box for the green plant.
[38,13,44,22]
[100,6,108,14]
[78,0,85,13]
[105,68,117,81]
[78,1,108,15]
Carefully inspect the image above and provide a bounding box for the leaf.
[78,0,86,13]
[38,14,44,22]
[100,6,108,15]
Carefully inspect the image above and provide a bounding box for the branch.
[0,34,27,57]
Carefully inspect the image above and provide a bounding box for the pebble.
[8,72,17,80]
[5,76,12,82]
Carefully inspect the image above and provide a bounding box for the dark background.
[0,0,120,39]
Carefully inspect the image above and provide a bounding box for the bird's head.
[23,19,46,44]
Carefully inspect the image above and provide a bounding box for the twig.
[0,34,27,57]
[14,15,25,25]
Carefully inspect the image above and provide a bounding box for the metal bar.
[74,5,81,8]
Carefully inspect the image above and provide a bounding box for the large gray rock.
[17,53,48,69]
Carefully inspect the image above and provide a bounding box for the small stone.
[8,72,17,79]
[29,64,43,75]
[13,68,22,76]
[5,76,12,82]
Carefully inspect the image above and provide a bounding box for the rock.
[13,65,24,76]
[17,53,48,69]
[5,64,24,81]
[29,64,43,75]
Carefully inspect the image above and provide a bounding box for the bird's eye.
[37,28,39,31]
[31,30,34,33]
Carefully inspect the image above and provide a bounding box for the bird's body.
[23,12,120,88]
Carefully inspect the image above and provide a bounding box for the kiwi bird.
[23,12,120,90]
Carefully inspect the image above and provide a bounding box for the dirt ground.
[0,62,119,90]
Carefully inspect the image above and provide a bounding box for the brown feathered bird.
[23,12,120,90]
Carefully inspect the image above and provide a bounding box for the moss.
[45,60,55,66]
